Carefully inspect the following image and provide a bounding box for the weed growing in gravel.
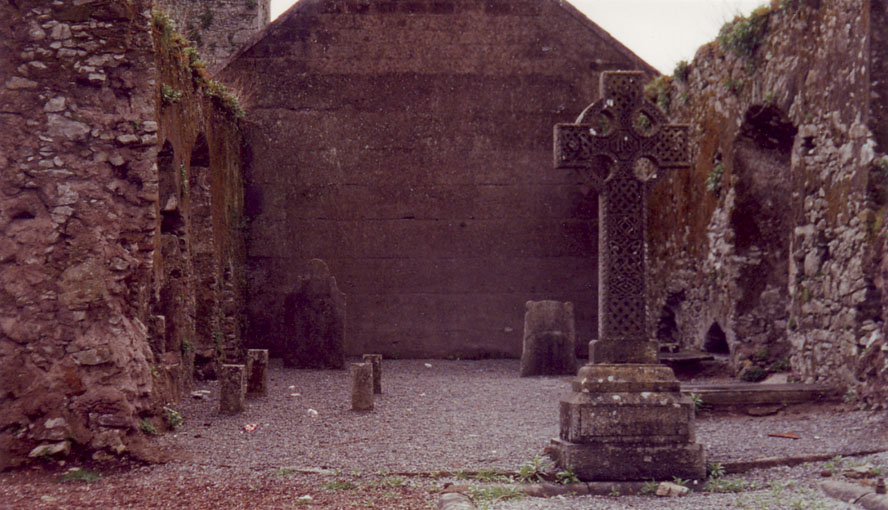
[455,470,471,480]
[555,467,580,484]
[473,468,510,483]
[639,480,659,495]
[707,461,726,479]
[824,455,845,474]
[704,476,748,493]
[379,476,407,488]
[608,486,621,497]
[271,467,296,477]
[324,480,356,491]
[517,456,551,483]
[468,485,524,510]
[59,468,101,484]
[671,476,690,487]
[734,483,829,510]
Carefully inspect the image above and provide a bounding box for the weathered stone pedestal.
[548,364,705,481]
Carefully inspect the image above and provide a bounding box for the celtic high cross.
[554,71,689,364]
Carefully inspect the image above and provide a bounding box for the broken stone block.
[219,364,246,415]
[246,349,269,397]
[282,259,346,369]
[520,300,577,377]
[362,353,382,394]
[350,362,373,411]
[28,441,71,458]
[656,481,690,497]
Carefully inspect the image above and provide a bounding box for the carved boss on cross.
[554,71,689,364]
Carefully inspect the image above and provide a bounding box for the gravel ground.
[3,359,887,509]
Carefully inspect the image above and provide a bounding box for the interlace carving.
[554,71,689,355]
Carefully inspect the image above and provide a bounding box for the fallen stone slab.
[822,480,888,510]
[682,382,837,407]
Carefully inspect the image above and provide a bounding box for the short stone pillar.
[362,354,382,394]
[520,300,577,377]
[219,364,246,415]
[350,362,373,411]
[246,349,269,397]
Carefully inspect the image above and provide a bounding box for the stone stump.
[520,300,577,377]
[219,364,246,414]
[246,349,269,397]
[362,353,382,394]
[282,259,346,369]
[350,362,373,411]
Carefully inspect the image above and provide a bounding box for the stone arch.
[703,322,729,355]
[158,140,184,235]
[727,104,796,358]
[188,132,220,378]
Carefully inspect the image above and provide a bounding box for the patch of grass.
[517,456,551,483]
[204,79,246,119]
[705,476,748,493]
[324,480,356,491]
[644,75,673,113]
[673,59,690,83]
[689,392,705,412]
[555,467,580,485]
[473,468,509,483]
[740,365,767,382]
[468,485,524,510]
[718,7,770,59]
[706,162,724,194]
[707,462,726,479]
[163,406,183,430]
[272,466,296,477]
[379,475,406,488]
[60,468,101,484]
[639,480,659,495]
[139,418,157,435]
[671,476,690,487]
[160,84,183,106]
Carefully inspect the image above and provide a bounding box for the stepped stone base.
[549,363,706,481]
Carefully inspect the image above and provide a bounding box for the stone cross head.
[553,71,690,364]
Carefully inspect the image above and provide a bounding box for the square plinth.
[551,363,706,481]
[548,438,705,481]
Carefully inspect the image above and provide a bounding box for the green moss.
[161,84,183,106]
[643,75,673,113]
[706,162,724,194]
[718,6,770,60]
[673,59,689,83]
[139,418,158,435]
[205,80,246,119]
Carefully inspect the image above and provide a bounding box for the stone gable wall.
[648,0,888,404]
[222,0,656,358]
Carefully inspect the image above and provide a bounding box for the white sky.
[269,0,767,74]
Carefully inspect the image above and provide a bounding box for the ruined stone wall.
[648,0,888,404]
[155,0,271,71]
[0,1,246,468]
[222,0,656,359]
